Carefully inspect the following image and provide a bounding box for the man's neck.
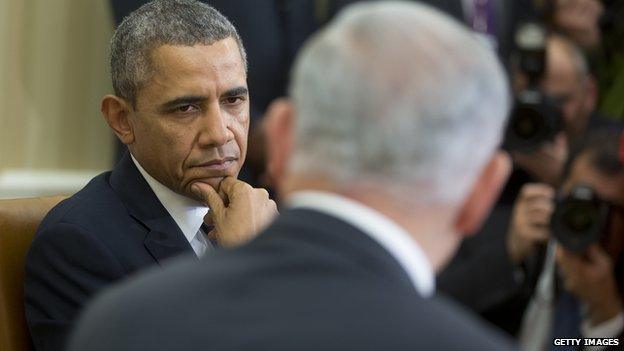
[282,176,461,272]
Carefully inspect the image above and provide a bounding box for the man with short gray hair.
[69,2,515,350]
[25,1,276,350]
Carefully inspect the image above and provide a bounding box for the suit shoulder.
[411,294,517,350]
[311,283,517,350]
[325,286,516,350]
[39,171,131,233]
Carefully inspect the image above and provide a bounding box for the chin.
[184,166,241,193]
[182,178,223,203]
[194,177,224,190]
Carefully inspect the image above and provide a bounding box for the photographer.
[437,33,619,336]
[544,0,605,50]
[520,129,624,350]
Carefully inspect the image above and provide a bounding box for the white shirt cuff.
[582,311,624,340]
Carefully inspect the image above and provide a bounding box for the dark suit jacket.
[68,208,516,351]
[24,152,195,351]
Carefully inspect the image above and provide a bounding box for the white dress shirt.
[287,191,435,297]
[131,155,210,257]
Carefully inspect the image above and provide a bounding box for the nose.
[197,103,233,148]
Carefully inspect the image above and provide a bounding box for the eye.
[222,96,245,105]
[176,104,199,113]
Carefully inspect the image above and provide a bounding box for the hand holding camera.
[512,133,568,186]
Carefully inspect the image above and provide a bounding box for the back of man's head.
[546,34,590,83]
[545,33,595,141]
[110,0,247,105]
[288,1,510,204]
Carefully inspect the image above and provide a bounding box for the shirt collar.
[131,154,208,244]
[286,190,435,297]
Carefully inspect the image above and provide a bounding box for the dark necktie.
[200,223,218,248]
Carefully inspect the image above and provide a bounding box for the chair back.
[0,196,66,351]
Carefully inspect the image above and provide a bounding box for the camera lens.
[513,106,541,139]
[561,202,597,233]
[552,185,610,253]
[503,92,562,152]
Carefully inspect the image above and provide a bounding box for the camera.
[551,185,611,253]
[503,23,563,152]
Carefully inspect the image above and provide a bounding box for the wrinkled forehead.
[133,39,247,105]
[148,39,245,78]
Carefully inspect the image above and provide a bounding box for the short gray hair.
[289,1,510,203]
[110,0,247,104]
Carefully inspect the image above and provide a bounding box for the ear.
[454,151,512,235]
[101,94,135,145]
[264,98,295,191]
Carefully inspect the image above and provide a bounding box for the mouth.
[194,157,238,171]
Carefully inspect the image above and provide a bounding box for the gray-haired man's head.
[263,1,511,270]
[287,1,510,203]
[110,0,247,105]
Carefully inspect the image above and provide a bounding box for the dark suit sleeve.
[25,222,127,351]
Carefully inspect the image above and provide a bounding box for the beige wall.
[0,0,115,171]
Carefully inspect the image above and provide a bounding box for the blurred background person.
[543,0,605,50]
[541,0,624,122]
[593,0,624,121]
[437,32,622,336]
[520,129,624,350]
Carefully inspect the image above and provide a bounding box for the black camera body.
[504,23,563,152]
[505,90,562,151]
[551,185,611,253]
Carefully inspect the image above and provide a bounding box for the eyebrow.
[222,86,248,98]
[158,87,249,113]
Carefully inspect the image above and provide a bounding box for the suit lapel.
[109,152,194,265]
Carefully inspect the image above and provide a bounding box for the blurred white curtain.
[0,0,115,171]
